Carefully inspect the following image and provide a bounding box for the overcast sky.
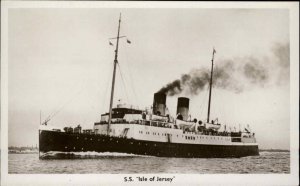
[7,8,290,149]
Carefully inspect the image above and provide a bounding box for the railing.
[96,119,254,138]
[98,119,173,129]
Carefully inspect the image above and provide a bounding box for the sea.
[8,151,290,174]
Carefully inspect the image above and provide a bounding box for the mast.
[108,14,122,135]
[207,48,216,123]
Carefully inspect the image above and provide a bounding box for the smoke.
[242,57,269,85]
[272,43,290,84]
[157,42,289,96]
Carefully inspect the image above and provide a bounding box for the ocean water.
[8,151,290,174]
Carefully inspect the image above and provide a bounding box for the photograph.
[1,1,299,186]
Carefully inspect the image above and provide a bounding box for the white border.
[1,1,299,186]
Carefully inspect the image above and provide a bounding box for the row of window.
[140,131,170,136]
[138,131,231,141]
[186,136,196,140]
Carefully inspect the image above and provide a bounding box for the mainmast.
[108,14,122,135]
[207,48,216,123]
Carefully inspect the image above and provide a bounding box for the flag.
[127,39,131,44]
[213,48,216,54]
[109,41,113,46]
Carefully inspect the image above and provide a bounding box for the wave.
[40,151,152,159]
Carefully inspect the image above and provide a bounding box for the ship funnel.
[176,97,189,121]
[153,93,167,116]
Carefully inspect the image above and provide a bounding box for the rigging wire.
[101,61,114,114]
[44,77,83,121]
[123,42,140,107]
[213,87,223,123]
[117,62,130,106]
[44,78,86,123]
[198,85,210,120]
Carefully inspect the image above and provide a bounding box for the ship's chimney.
[153,93,167,116]
[176,97,189,121]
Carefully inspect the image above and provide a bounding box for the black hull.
[39,130,259,159]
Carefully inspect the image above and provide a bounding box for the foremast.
[108,14,122,135]
[207,48,216,123]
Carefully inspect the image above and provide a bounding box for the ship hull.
[39,130,259,159]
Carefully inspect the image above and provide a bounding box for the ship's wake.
[40,151,151,159]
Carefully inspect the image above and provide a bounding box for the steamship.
[39,15,259,158]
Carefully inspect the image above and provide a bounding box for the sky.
[7,8,291,149]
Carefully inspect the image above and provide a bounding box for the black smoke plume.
[157,43,289,96]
